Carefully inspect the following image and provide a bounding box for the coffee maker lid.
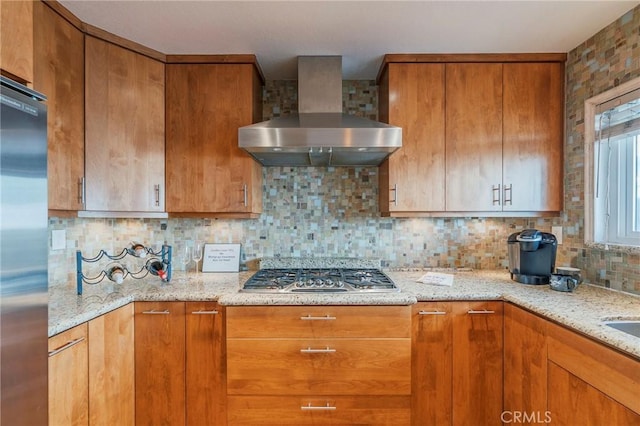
[516,229,542,242]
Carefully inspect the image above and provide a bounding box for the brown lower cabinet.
[412,301,504,426]
[134,301,226,426]
[226,395,411,425]
[505,303,640,426]
[48,304,134,426]
[134,301,186,426]
[503,302,549,425]
[50,301,640,426]
[185,302,226,426]
[226,305,412,425]
[48,323,89,426]
[546,317,640,425]
[88,304,135,426]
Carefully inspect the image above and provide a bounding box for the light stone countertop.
[49,269,640,359]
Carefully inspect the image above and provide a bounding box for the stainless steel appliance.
[241,268,400,293]
[239,56,402,167]
[0,76,48,425]
[507,229,557,285]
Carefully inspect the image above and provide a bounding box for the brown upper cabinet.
[378,63,446,214]
[84,35,166,216]
[378,54,566,217]
[33,2,85,214]
[1,0,34,84]
[165,59,263,218]
[445,62,504,212]
[502,62,564,212]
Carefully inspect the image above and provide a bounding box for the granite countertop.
[49,269,640,359]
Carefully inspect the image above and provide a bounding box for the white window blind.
[594,89,640,247]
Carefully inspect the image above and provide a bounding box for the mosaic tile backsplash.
[49,11,640,294]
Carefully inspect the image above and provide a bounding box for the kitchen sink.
[604,321,640,338]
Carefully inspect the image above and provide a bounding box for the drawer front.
[227,338,411,395]
[227,395,411,425]
[226,306,411,338]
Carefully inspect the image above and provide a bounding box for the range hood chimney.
[238,56,402,167]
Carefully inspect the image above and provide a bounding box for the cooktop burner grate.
[241,268,399,293]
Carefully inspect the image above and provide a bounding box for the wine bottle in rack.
[105,263,126,284]
[129,242,147,258]
[146,259,168,281]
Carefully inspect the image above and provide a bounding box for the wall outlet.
[551,226,563,244]
[51,230,66,250]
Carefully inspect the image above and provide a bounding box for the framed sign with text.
[202,243,241,272]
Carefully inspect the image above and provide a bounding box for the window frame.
[585,76,640,249]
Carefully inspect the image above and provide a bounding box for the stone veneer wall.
[49,12,640,294]
[564,6,640,293]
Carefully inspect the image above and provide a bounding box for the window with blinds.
[593,88,640,246]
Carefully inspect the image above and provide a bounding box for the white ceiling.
[60,0,639,80]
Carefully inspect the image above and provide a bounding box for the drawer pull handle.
[141,310,170,315]
[48,337,85,357]
[468,310,496,314]
[301,403,336,411]
[419,310,446,315]
[300,314,336,321]
[191,310,219,315]
[300,346,336,354]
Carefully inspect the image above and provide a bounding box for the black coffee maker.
[507,229,557,284]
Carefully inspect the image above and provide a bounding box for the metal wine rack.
[76,244,172,295]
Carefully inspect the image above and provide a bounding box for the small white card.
[202,243,241,272]
[416,272,454,286]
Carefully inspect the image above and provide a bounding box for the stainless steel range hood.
[239,56,402,167]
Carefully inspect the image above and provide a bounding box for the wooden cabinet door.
[548,362,640,425]
[185,302,226,426]
[135,302,186,426]
[227,338,411,396]
[48,323,88,426]
[503,63,564,212]
[227,305,410,339]
[85,36,165,213]
[452,301,504,426]
[0,0,33,83]
[88,304,134,426]
[503,304,548,425]
[228,395,411,426]
[33,2,85,212]
[546,321,640,421]
[166,63,262,216]
[379,63,445,214]
[446,63,503,212]
[411,302,453,426]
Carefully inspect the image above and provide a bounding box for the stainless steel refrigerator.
[0,76,48,425]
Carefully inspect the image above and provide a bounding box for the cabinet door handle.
[390,184,398,206]
[300,314,336,321]
[243,184,248,207]
[467,310,496,314]
[154,184,161,207]
[300,347,336,354]
[78,177,85,206]
[504,183,513,206]
[48,337,85,357]
[300,403,337,411]
[418,310,447,315]
[492,184,501,205]
[141,309,170,315]
[191,310,218,315]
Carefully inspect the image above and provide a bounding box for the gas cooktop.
[241,268,400,293]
